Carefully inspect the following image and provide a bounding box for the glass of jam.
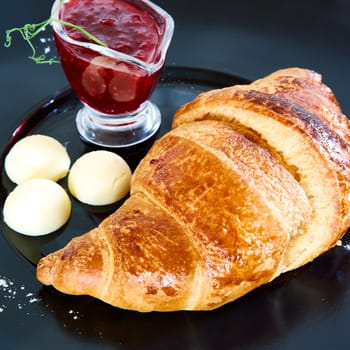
[51,0,174,148]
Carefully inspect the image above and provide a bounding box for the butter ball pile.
[4,135,70,184]
[2,135,132,236]
[68,151,131,206]
[3,179,71,236]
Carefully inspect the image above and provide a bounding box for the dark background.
[1,1,350,349]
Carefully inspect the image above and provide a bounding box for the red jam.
[54,0,167,114]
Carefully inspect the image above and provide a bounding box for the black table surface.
[1,1,350,349]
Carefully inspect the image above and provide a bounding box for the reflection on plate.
[1,67,350,350]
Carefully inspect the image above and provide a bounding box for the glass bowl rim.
[51,0,174,73]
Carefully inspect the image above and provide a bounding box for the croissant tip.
[36,255,56,286]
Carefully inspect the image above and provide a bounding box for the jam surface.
[55,0,167,114]
[60,0,164,63]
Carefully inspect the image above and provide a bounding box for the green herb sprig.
[5,20,59,64]
[4,2,108,65]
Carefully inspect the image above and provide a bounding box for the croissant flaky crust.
[37,68,350,312]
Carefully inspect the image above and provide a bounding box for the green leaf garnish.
[4,1,108,65]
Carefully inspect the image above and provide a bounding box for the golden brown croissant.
[173,67,350,272]
[37,67,350,312]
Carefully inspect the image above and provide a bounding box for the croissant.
[173,67,350,272]
[37,68,350,312]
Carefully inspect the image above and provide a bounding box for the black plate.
[1,67,350,350]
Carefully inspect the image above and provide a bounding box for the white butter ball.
[68,150,132,206]
[5,134,71,184]
[3,179,71,236]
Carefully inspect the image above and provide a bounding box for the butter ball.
[3,179,71,236]
[68,151,132,206]
[4,134,71,184]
